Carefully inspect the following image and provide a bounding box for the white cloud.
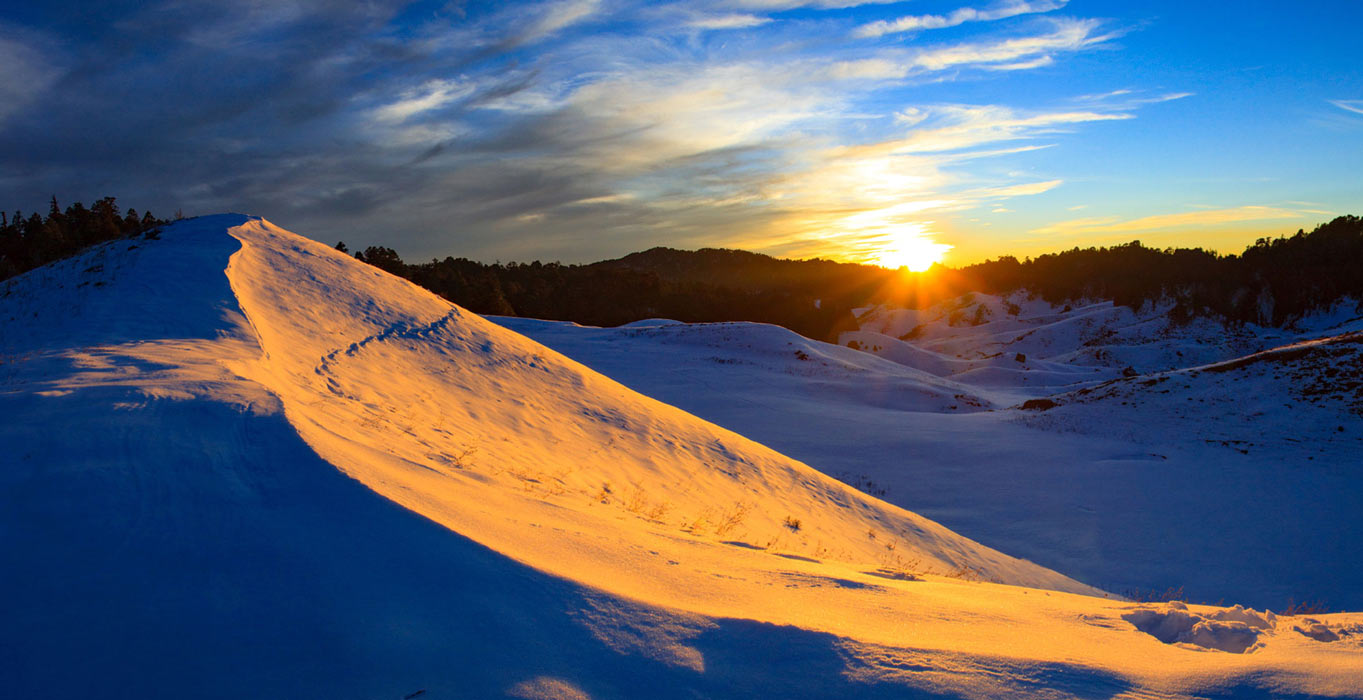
[1073,89,1132,101]
[909,18,1114,71]
[727,0,904,9]
[686,14,772,30]
[887,105,1132,154]
[976,179,1063,198]
[981,55,1055,71]
[1075,90,1194,108]
[825,58,906,80]
[1030,206,1304,237]
[1329,99,1363,116]
[895,107,928,127]
[478,21,1153,264]
[515,0,604,45]
[372,79,474,124]
[854,0,1069,39]
[827,18,1114,80]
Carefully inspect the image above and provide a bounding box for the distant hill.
[594,246,897,296]
[950,214,1363,327]
[348,244,884,341]
[344,215,1362,339]
[6,199,1357,340]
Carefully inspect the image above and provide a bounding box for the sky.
[1,0,1359,268]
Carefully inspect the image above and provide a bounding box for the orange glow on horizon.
[872,230,952,272]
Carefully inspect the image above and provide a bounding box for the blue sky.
[1,0,1359,267]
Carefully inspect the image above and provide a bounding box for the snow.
[1123,602,1272,654]
[3,216,1361,698]
[497,291,1363,616]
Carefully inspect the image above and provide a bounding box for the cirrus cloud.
[0,0,1177,267]
[853,0,1069,39]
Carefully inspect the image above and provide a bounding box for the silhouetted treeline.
[347,215,1362,337]
[949,215,1363,325]
[0,197,166,280]
[10,197,1354,336]
[345,243,871,340]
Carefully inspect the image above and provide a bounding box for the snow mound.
[1123,602,1274,653]
[619,317,685,327]
[493,315,996,414]
[846,292,1332,394]
[1020,330,1363,449]
[1296,621,1342,643]
[1292,618,1363,643]
[214,217,1075,596]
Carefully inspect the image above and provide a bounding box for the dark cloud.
[2,2,496,242]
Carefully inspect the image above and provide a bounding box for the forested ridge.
[952,214,1363,326]
[0,197,166,280]
[3,200,1358,340]
[345,215,1363,338]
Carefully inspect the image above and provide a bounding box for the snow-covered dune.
[3,216,1361,698]
[849,292,1335,388]
[503,313,1363,613]
[496,316,995,414]
[503,300,1363,613]
[218,217,1080,594]
[1026,330,1363,448]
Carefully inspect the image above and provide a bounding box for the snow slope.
[850,293,1363,389]
[3,216,1361,698]
[1021,330,1363,447]
[498,300,1363,612]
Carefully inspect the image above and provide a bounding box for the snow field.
[3,216,1360,698]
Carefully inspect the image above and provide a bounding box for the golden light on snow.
[15,215,1363,697]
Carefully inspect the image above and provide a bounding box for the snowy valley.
[498,287,1363,616]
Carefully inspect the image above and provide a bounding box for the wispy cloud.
[886,105,1132,154]
[371,79,475,124]
[710,100,1125,265]
[830,17,1116,79]
[854,0,1069,39]
[728,0,904,9]
[686,14,772,31]
[1030,206,1304,237]
[511,0,605,46]
[1329,99,1363,116]
[0,34,59,126]
[1074,89,1193,108]
[0,0,1184,267]
[908,18,1117,71]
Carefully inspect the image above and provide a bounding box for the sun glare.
[876,232,951,272]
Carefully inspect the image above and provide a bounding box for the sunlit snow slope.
[220,217,1080,595]
[3,216,1361,699]
[499,294,1363,611]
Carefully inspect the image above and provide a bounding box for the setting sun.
[875,232,952,271]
